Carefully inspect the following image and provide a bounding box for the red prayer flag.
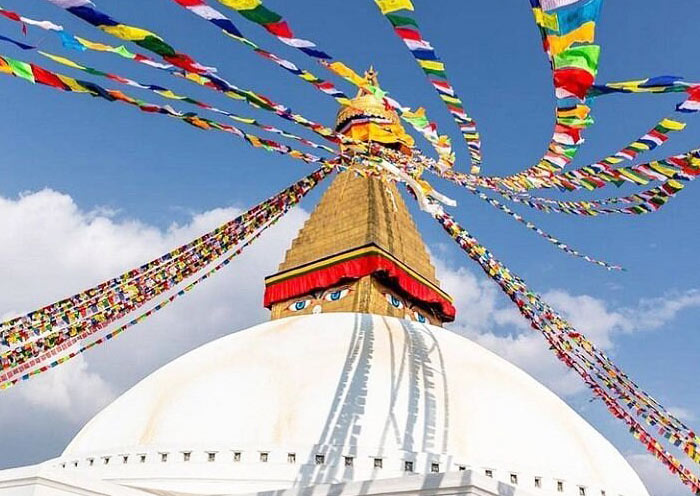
[30,65,69,90]
[264,21,293,39]
[553,67,595,99]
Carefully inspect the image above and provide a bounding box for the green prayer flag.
[422,67,447,78]
[553,45,600,74]
[7,58,34,83]
[114,45,136,59]
[238,5,282,25]
[386,13,419,28]
[138,35,177,57]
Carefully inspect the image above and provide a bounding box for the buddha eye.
[413,311,427,324]
[288,299,311,312]
[385,293,404,309]
[324,288,349,302]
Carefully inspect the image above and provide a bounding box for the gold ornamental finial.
[365,66,378,87]
[334,68,414,152]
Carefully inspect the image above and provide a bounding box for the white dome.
[58,314,648,496]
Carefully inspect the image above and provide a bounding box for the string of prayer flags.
[497,0,602,188]
[184,0,455,169]
[427,148,699,213]
[37,0,352,148]
[428,196,700,460]
[212,0,330,59]
[43,0,211,73]
[427,201,700,492]
[554,116,689,187]
[0,54,330,166]
[468,188,623,270]
[169,0,351,106]
[589,76,691,97]
[0,5,176,70]
[35,48,336,153]
[191,0,458,172]
[492,178,693,216]
[372,0,483,172]
[0,166,332,388]
[6,4,358,153]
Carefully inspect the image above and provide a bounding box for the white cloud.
[16,354,114,419]
[0,188,308,467]
[627,453,687,496]
[434,257,700,397]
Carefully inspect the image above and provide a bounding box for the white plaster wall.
[46,313,647,496]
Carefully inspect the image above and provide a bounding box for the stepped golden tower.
[264,70,455,325]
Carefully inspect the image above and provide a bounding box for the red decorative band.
[264,250,455,321]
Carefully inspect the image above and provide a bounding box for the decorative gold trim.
[265,243,453,303]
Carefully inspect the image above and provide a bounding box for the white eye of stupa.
[324,288,349,302]
[385,293,404,309]
[413,311,427,323]
[288,299,311,312]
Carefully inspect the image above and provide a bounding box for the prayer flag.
[375,0,414,15]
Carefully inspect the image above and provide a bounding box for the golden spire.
[263,70,454,325]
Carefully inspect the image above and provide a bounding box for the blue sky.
[0,1,698,495]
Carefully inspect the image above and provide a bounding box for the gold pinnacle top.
[335,68,404,138]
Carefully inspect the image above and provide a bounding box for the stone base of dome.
[0,462,541,496]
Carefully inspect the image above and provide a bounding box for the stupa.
[0,71,649,496]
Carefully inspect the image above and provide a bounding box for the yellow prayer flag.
[39,52,85,71]
[327,62,367,88]
[155,90,185,100]
[102,25,158,42]
[659,118,686,131]
[440,94,460,105]
[649,162,677,177]
[546,22,595,55]
[374,0,414,15]
[533,8,559,31]
[185,73,208,84]
[74,36,115,52]
[557,104,590,119]
[219,0,262,10]
[299,72,318,82]
[57,75,90,93]
[628,142,650,151]
[418,60,445,72]
[607,80,644,91]
[224,91,246,100]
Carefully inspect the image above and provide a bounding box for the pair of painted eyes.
[288,288,350,311]
[384,294,427,323]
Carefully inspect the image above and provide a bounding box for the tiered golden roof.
[334,68,414,152]
[263,69,453,325]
